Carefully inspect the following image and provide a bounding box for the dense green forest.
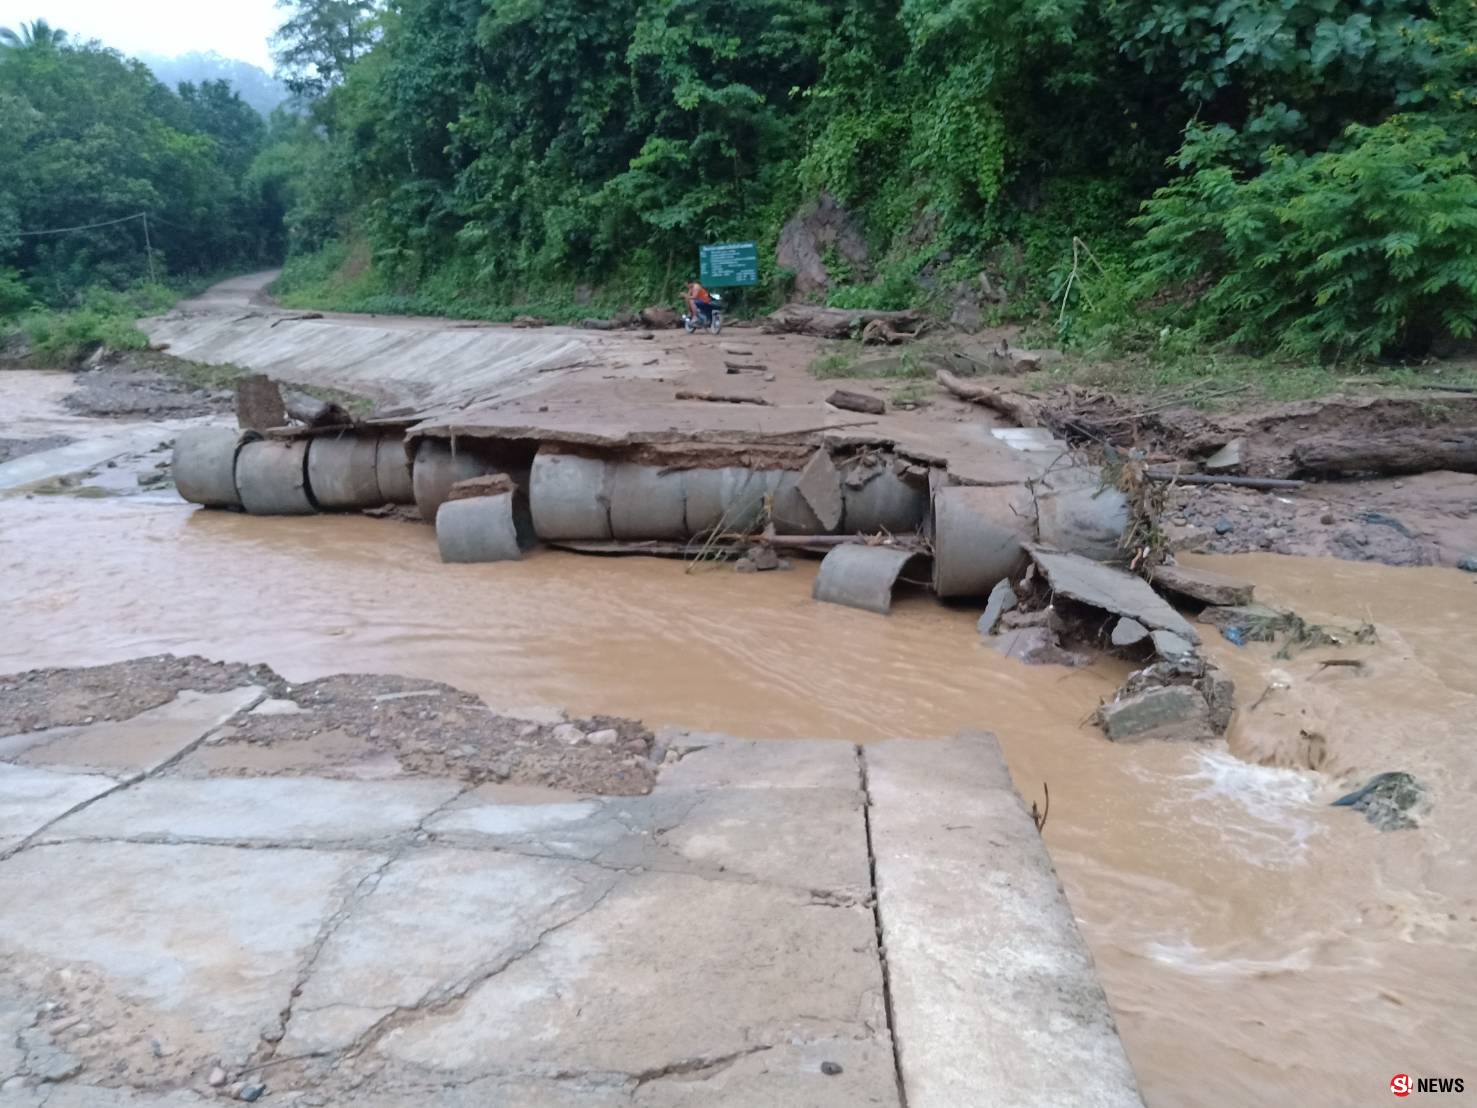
[0,18,285,356]
[5,1,1477,363]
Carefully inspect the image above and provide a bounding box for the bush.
[1134,118,1477,359]
[0,269,37,320]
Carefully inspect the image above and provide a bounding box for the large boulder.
[775,192,870,298]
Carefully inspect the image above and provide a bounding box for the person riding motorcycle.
[683,280,715,327]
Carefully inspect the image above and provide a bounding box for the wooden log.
[936,369,1043,427]
[763,304,925,339]
[1292,428,1477,477]
[674,389,770,406]
[826,389,886,415]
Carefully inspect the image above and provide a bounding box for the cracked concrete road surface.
[0,667,1142,1106]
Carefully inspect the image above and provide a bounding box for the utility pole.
[141,212,158,284]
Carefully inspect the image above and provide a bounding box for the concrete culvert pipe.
[813,544,926,615]
[412,439,499,524]
[609,463,688,540]
[841,467,929,535]
[529,450,613,540]
[931,484,1036,597]
[235,439,316,515]
[436,492,535,563]
[174,427,252,509]
[374,437,415,505]
[306,435,383,510]
[719,468,782,532]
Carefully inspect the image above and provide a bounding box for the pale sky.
[0,0,280,69]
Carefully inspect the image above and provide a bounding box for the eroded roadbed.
[0,658,1141,1107]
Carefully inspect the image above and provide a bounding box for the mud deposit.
[1,493,1474,1105]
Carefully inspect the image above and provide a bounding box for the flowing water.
[2,494,1474,1105]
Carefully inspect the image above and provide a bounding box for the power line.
[15,212,147,237]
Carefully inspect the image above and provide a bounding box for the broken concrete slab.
[1027,545,1200,644]
[1152,629,1195,660]
[1204,438,1244,472]
[0,764,118,851]
[376,868,891,1083]
[13,687,263,777]
[280,848,614,1056]
[812,543,922,615]
[1110,617,1149,648]
[652,731,860,791]
[977,579,1018,637]
[796,448,844,530]
[0,841,376,1077]
[44,775,465,846]
[1098,685,1214,743]
[864,733,1143,1108]
[1151,564,1255,607]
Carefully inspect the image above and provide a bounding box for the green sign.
[700,242,759,288]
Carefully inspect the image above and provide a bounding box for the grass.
[1021,345,1477,408]
[2,277,223,369]
[808,342,940,380]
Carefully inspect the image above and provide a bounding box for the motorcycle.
[682,292,723,335]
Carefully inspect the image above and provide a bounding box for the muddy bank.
[1,656,660,796]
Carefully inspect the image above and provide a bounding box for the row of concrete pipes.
[174,428,1128,607]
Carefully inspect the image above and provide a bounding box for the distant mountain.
[140,52,289,117]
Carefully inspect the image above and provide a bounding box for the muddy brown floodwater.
[2,496,1475,1106]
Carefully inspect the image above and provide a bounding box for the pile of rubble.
[976,548,1257,744]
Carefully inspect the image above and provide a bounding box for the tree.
[272,0,381,98]
[0,19,69,50]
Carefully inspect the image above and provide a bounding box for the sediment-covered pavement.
[0,659,1141,1106]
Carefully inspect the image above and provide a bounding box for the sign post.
[699,242,759,289]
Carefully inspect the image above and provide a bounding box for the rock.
[551,723,584,745]
[1152,630,1195,659]
[638,306,681,329]
[1098,685,1214,743]
[1458,555,1477,573]
[992,627,1089,667]
[18,1028,82,1083]
[1025,546,1200,643]
[1214,517,1234,536]
[1200,665,1236,734]
[1204,438,1244,472]
[1320,512,1336,525]
[976,580,1018,637]
[748,546,781,572]
[585,729,620,746]
[1109,617,1149,647]
[821,1061,844,1076]
[209,1066,228,1087]
[734,558,758,574]
[1332,771,1423,830]
[239,1082,267,1102]
[1151,564,1255,607]
[775,191,870,297]
[1196,602,1282,630]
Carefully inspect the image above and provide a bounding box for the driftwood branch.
[936,369,1044,427]
[1144,471,1306,490]
[674,389,770,406]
